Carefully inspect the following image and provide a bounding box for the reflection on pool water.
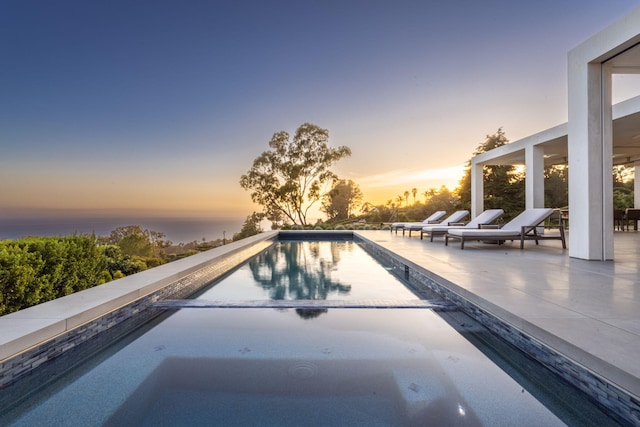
[1,240,617,426]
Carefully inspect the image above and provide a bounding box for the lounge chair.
[445,208,565,249]
[390,211,446,235]
[420,209,504,241]
[402,210,469,237]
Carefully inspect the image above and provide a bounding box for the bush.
[0,236,108,315]
[613,187,634,209]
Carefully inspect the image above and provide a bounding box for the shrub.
[0,236,108,315]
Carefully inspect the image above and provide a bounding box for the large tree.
[423,186,460,213]
[456,128,525,221]
[321,179,363,222]
[240,123,351,226]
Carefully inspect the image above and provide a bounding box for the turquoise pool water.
[0,239,618,426]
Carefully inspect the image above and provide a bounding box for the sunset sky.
[3,0,640,223]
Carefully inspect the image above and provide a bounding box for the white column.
[525,145,545,209]
[470,160,484,218]
[567,60,614,260]
[635,161,640,208]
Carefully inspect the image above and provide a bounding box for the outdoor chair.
[420,209,504,241]
[390,211,446,235]
[403,210,469,237]
[614,209,625,231]
[625,208,640,231]
[445,208,565,250]
[545,209,562,228]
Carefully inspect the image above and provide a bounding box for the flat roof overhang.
[472,95,640,168]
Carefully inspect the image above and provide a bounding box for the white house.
[471,7,640,260]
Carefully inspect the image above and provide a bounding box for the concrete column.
[470,160,484,218]
[635,161,640,208]
[525,145,545,209]
[567,60,614,260]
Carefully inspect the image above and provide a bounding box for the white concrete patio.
[357,229,640,401]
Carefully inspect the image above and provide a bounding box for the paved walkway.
[357,229,640,399]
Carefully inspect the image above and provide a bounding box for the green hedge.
[0,236,108,316]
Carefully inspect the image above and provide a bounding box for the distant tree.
[118,233,154,258]
[104,225,146,245]
[613,187,634,209]
[359,202,384,223]
[360,201,374,215]
[321,179,363,222]
[424,186,461,213]
[233,212,266,241]
[386,199,399,221]
[101,225,168,268]
[403,190,410,206]
[358,201,396,223]
[456,128,524,220]
[610,165,635,209]
[240,123,351,226]
[544,166,568,208]
[411,187,418,205]
[147,230,171,256]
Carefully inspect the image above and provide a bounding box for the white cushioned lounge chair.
[403,210,469,237]
[391,211,446,235]
[420,209,504,241]
[445,208,565,249]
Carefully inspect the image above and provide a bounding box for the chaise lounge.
[445,208,565,249]
[402,210,469,237]
[390,211,446,235]
[420,209,504,241]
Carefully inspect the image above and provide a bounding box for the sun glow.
[355,165,466,205]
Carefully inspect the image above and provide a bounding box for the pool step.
[153,299,456,310]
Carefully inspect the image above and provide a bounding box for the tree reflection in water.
[248,241,352,304]
[295,308,328,319]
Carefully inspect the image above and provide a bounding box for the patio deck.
[357,229,640,401]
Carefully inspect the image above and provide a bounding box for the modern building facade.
[471,7,640,260]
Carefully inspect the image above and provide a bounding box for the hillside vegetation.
[0,227,226,316]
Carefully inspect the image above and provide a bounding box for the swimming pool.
[0,238,618,425]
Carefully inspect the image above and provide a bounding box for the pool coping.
[354,231,640,426]
[0,230,637,424]
[0,231,279,385]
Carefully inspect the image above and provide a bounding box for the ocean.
[0,216,246,245]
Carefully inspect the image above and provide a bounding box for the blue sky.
[2,0,640,221]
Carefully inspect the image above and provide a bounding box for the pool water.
[0,239,619,426]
